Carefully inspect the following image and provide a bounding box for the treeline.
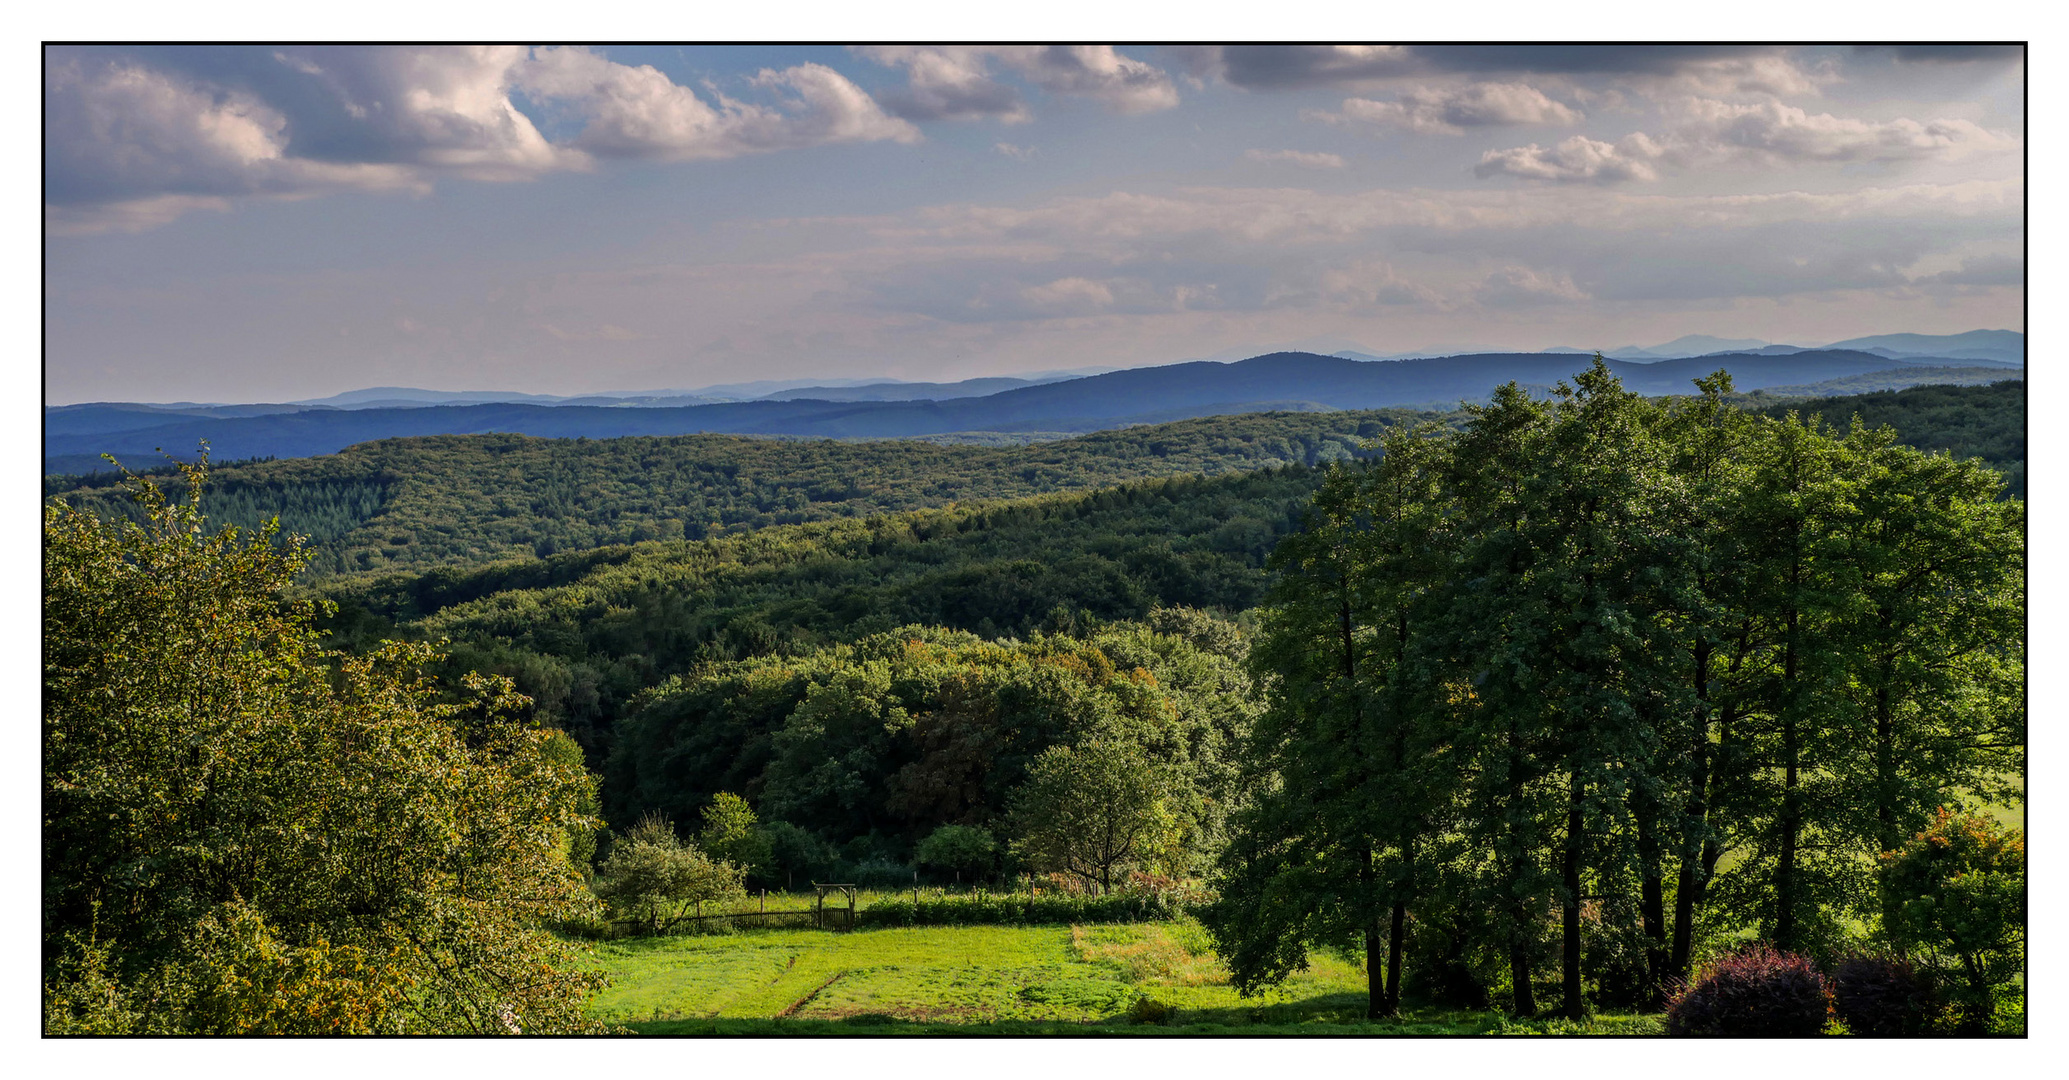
[45,381,2022,580]
[1206,364,2023,1023]
[605,613,1255,884]
[317,467,1321,761]
[46,409,1428,576]
[1755,379,2024,497]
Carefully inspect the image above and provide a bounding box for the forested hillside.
[316,467,1322,762]
[44,380,2023,579]
[1756,379,2025,497]
[49,410,1432,576]
[47,369,2026,1032]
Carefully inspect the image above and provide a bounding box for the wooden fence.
[610,885,860,934]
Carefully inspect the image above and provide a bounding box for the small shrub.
[915,825,996,882]
[1126,995,1175,1025]
[1665,944,1830,1037]
[855,888,1189,929]
[1830,954,1937,1036]
[1879,809,2025,1034]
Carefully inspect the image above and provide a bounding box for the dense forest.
[285,378,2024,854]
[44,381,2022,578]
[1204,365,2021,1025]
[1754,380,2025,497]
[316,467,1321,761]
[44,371,2025,1033]
[47,409,1429,576]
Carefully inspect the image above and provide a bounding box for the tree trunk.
[1385,830,1412,1018]
[1385,898,1407,1017]
[1561,768,1585,1021]
[1669,642,1717,980]
[1361,846,1383,1020]
[1509,935,1537,1017]
[1636,812,1667,1007]
[1957,951,1992,1034]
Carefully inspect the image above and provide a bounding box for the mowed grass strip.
[586,921,1664,1033]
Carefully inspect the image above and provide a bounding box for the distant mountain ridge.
[46,347,2021,476]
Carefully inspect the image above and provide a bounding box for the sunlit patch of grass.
[585,921,1662,1034]
[1069,921,1228,986]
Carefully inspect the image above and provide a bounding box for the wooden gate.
[812,883,858,931]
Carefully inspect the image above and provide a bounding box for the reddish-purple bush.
[1830,955,1938,1036]
[1665,945,1831,1036]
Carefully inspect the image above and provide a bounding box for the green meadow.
[585,921,1664,1035]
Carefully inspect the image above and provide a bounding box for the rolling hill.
[44,350,2017,475]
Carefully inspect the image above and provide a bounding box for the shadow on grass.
[616,996,1660,1036]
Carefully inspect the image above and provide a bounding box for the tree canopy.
[43,463,609,1034]
[1204,361,2023,1021]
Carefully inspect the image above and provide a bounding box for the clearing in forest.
[584,921,1661,1035]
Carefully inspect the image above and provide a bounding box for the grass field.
[585,920,1665,1035]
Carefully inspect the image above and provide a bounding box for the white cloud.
[43,55,429,232]
[519,48,918,160]
[1264,259,1444,310]
[44,194,233,237]
[1314,83,1582,135]
[857,45,1030,122]
[1475,135,1665,184]
[861,178,2021,251]
[1629,53,1838,98]
[45,46,931,233]
[1019,276,1116,311]
[998,46,1178,114]
[1244,149,1345,169]
[278,45,577,179]
[1667,97,2018,166]
[857,46,1177,120]
[993,142,1037,160]
[1477,99,2018,185]
[1475,265,1590,307]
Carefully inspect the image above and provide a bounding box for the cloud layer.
[44,45,2023,404]
[858,46,1179,121]
[1311,83,1582,135]
[1477,98,2018,184]
[46,46,922,232]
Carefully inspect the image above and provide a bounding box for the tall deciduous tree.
[1204,427,1453,1019]
[1208,360,2022,1021]
[44,461,607,1034]
[1009,740,1174,894]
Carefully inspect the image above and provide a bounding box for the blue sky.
[43,44,2025,404]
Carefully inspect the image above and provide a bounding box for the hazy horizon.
[45,45,2025,405]
[44,326,2027,409]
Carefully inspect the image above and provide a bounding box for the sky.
[42,44,2026,404]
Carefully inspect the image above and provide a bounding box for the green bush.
[1830,954,1938,1036]
[1126,995,1175,1024]
[1879,809,2025,1034]
[593,814,746,935]
[915,825,997,882]
[857,890,1189,929]
[764,821,840,890]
